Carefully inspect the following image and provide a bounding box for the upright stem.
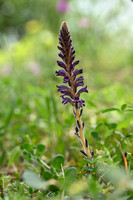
[75,107,91,159]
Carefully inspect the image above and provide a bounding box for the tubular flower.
[55,21,88,108]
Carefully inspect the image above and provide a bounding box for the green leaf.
[84,166,94,172]
[83,158,93,164]
[65,167,77,180]
[121,104,127,111]
[49,184,59,192]
[95,142,104,149]
[104,135,111,147]
[43,171,52,180]
[115,131,124,140]
[91,131,99,140]
[125,109,133,112]
[37,144,45,153]
[52,154,64,171]
[101,108,121,113]
[108,123,117,129]
[21,143,34,151]
[8,146,20,167]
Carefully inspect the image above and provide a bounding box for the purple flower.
[57,61,66,69]
[56,85,69,92]
[56,0,69,13]
[57,46,64,52]
[75,81,84,89]
[73,69,83,76]
[70,55,75,64]
[63,76,70,83]
[58,53,65,60]
[69,60,80,71]
[77,86,88,96]
[78,99,85,107]
[73,97,85,107]
[55,21,88,108]
[62,96,73,105]
[55,22,92,160]
[55,69,66,76]
[75,76,84,82]
[61,90,72,98]
[71,50,75,56]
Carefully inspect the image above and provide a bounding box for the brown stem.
[75,107,91,159]
[115,138,128,173]
[119,143,128,173]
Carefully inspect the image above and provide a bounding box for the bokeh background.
[0,0,133,165]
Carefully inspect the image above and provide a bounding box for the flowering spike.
[55,22,92,159]
[55,21,88,108]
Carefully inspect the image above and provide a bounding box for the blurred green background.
[0,0,133,166]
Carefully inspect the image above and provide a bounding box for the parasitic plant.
[55,21,92,159]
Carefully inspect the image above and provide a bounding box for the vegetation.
[0,0,133,199]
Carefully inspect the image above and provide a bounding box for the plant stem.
[119,142,128,173]
[115,138,128,173]
[75,107,91,159]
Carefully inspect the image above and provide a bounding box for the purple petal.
[57,46,62,51]
[64,34,70,41]
[75,76,84,82]
[69,64,73,71]
[55,70,66,76]
[71,47,74,51]
[70,55,75,64]
[74,96,79,101]
[75,81,84,88]
[73,69,83,76]
[58,53,64,60]
[56,85,69,92]
[77,86,88,96]
[63,76,70,83]
[68,39,72,47]
[61,90,72,97]
[57,46,64,53]
[73,98,85,108]
[59,41,63,46]
[67,42,72,50]
[69,60,80,71]
[78,99,85,107]
[57,61,66,69]
[62,97,73,105]
[71,50,75,56]
[72,60,79,67]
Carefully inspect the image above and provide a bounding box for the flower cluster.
[55,21,88,108]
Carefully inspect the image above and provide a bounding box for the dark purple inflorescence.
[55,21,88,108]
